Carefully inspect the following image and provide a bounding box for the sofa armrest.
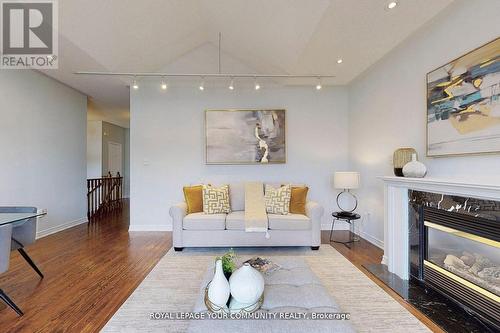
[169,202,187,247]
[306,201,324,247]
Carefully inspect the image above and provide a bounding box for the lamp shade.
[334,172,360,190]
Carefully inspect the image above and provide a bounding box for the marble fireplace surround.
[379,176,500,280]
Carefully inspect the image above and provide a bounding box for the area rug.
[102,246,430,332]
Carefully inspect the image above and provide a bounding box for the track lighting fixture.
[79,73,337,91]
[77,33,334,91]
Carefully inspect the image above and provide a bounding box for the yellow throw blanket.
[244,182,268,234]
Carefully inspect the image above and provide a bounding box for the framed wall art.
[205,109,286,164]
[427,38,500,157]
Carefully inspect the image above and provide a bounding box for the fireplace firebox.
[410,191,500,330]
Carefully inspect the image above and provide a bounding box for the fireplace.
[410,191,500,329]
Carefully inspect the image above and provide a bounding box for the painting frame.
[426,37,500,157]
[205,109,287,165]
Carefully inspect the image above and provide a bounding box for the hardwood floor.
[325,230,444,333]
[0,203,442,332]
[0,200,171,333]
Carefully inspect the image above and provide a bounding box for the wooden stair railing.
[87,172,123,220]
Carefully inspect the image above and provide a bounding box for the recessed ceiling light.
[387,1,398,9]
[337,59,343,64]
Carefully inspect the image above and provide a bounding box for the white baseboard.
[322,221,384,249]
[129,224,173,231]
[36,217,88,239]
[359,230,384,249]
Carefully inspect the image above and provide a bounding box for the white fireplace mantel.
[379,176,500,280]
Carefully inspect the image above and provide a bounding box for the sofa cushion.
[268,213,310,230]
[225,211,245,230]
[229,182,245,211]
[183,213,226,230]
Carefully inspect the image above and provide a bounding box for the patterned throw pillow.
[202,185,231,214]
[264,184,291,215]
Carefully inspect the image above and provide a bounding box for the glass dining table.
[0,211,46,316]
[0,212,46,226]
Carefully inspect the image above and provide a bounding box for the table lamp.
[333,172,360,218]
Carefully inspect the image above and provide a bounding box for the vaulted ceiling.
[40,0,454,127]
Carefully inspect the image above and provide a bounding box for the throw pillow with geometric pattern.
[202,184,231,214]
[264,184,291,215]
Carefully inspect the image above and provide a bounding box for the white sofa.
[169,183,324,251]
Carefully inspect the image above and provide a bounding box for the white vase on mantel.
[207,259,230,309]
[403,153,427,178]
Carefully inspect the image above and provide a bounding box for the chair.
[0,207,44,279]
[0,224,24,315]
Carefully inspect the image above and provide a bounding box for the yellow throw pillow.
[183,185,203,214]
[290,186,309,215]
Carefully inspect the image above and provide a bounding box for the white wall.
[348,0,500,247]
[87,120,102,178]
[102,121,127,176]
[130,85,349,230]
[0,70,87,237]
[124,128,130,198]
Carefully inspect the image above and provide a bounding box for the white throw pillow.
[202,185,231,214]
[264,184,291,215]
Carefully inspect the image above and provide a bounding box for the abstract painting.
[427,38,500,157]
[205,109,286,164]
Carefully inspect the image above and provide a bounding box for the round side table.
[330,212,361,248]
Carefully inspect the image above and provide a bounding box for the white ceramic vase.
[229,263,265,304]
[402,153,427,178]
[207,259,230,308]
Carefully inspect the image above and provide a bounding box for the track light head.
[199,77,205,91]
[229,77,234,90]
[315,77,322,90]
[161,78,167,90]
[132,78,139,90]
[254,77,260,90]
